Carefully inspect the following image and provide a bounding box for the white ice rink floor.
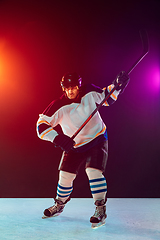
[0,198,160,240]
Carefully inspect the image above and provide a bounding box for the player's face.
[65,86,79,99]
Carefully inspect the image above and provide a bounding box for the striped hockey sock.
[56,171,76,203]
[86,168,107,201]
[57,184,73,201]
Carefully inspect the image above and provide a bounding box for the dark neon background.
[0,0,159,197]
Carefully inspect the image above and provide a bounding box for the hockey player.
[36,71,129,228]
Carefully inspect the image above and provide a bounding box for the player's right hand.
[53,134,75,153]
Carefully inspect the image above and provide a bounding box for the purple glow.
[146,64,160,92]
[142,41,160,94]
[123,44,160,125]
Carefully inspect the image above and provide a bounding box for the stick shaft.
[127,51,148,75]
[127,29,149,75]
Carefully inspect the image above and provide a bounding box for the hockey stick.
[127,29,149,74]
[71,30,149,140]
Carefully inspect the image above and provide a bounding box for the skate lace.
[49,203,64,214]
[93,206,105,218]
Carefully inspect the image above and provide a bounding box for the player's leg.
[42,171,76,218]
[86,167,107,228]
[43,150,82,219]
[85,140,108,228]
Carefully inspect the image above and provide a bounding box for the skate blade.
[42,213,60,219]
[91,220,106,229]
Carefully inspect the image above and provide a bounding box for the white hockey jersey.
[36,83,120,150]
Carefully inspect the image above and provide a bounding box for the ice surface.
[0,198,160,240]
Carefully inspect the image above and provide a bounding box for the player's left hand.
[114,71,130,93]
[53,134,75,152]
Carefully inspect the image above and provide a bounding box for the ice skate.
[42,198,70,219]
[90,199,107,229]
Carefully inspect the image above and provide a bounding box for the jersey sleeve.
[91,83,120,106]
[36,97,65,142]
[102,84,121,106]
[36,114,59,142]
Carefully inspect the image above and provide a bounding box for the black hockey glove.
[113,71,130,93]
[53,134,75,153]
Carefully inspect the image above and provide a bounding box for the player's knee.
[59,170,76,183]
[85,167,103,179]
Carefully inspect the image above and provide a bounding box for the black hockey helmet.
[60,72,82,90]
